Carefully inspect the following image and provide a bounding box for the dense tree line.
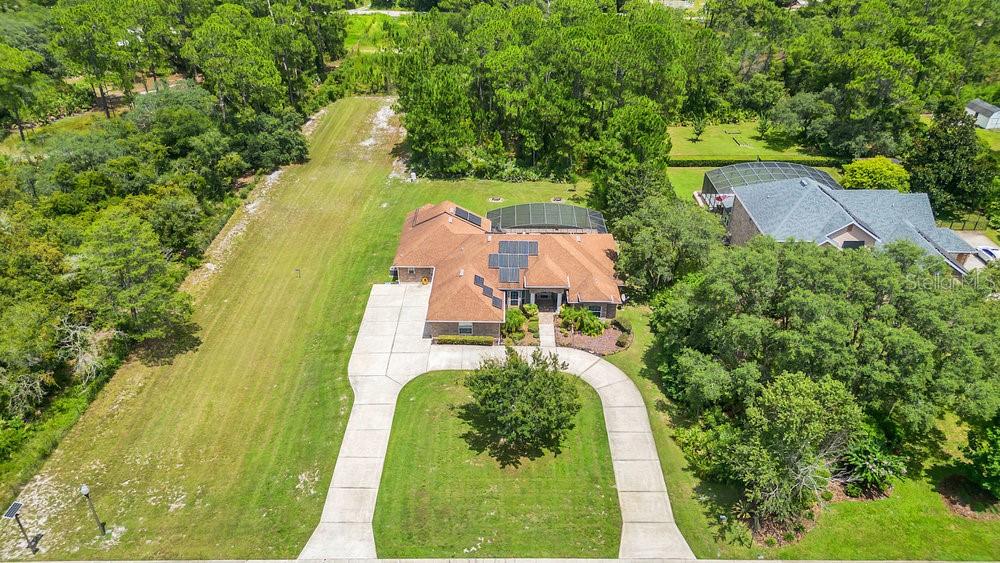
[0,0,350,460]
[646,238,1000,526]
[393,0,997,178]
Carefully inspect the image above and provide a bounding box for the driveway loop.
[300,283,694,559]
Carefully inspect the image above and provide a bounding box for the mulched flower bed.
[937,475,1000,521]
[555,325,629,355]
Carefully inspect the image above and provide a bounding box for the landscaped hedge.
[434,335,496,346]
[669,156,844,168]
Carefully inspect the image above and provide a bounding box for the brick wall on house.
[426,321,501,338]
[728,198,761,245]
[395,266,434,283]
[567,303,618,319]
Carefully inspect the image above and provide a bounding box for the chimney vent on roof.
[487,234,492,242]
[800,179,808,186]
[459,268,464,277]
[576,235,582,243]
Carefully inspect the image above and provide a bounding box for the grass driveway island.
[373,371,621,558]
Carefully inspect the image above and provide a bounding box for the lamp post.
[80,484,107,536]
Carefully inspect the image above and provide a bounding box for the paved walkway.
[299,283,693,560]
[538,311,557,347]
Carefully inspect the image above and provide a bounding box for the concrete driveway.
[299,283,694,560]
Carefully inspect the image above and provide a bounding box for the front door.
[535,292,556,312]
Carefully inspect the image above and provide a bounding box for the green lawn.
[977,128,1000,152]
[666,167,709,201]
[667,121,829,162]
[373,371,621,558]
[606,306,1000,560]
[0,97,581,559]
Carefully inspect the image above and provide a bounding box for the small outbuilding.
[965,99,1000,130]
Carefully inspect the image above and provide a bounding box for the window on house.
[842,240,866,250]
[588,305,603,316]
[407,267,415,275]
[458,322,473,335]
[508,291,521,307]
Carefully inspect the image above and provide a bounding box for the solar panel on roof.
[454,206,483,227]
[488,254,499,268]
[491,296,503,309]
[3,502,21,519]
[527,241,539,255]
[473,275,484,287]
[498,240,515,253]
[482,286,493,297]
[499,267,520,283]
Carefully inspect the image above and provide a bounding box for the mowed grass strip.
[373,371,621,558]
[606,307,1000,560]
[0,97,587,559]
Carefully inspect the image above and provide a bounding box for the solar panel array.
[473,273,502,308]
[454,206,483,227]
[498,240,539,255]
[704,162,842,193]
[486,203,608,233]
[488,253,529,268]
[499,267,520,283]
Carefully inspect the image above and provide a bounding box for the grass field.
[373,371,620,558]
[345,14,404,54]
[0,97,580,559]
[606,307,1000,560]
[977,128,1000,152]
[667,121,828,162]
[0,111,110,160]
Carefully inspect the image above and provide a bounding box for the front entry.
[534,291,559,312]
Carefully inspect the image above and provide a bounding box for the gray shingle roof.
[731,179,977,272]
[966,98,1000,117]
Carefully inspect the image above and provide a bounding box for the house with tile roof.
[391,201,622,338]
[724,176,987,275]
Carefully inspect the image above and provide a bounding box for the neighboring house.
[723,176,986,275]
[965,99,1000,130]
[392,201,622,338]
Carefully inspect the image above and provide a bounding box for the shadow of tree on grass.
[453,401,567,469]
[134,321,202,367]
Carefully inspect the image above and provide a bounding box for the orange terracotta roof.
[393,202,622,322]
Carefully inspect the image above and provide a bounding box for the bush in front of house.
[612,318,632,334]
[503,308,527,339]
[559,306,605,336]
[522,303,539,319]
[528,318,539,338]
[434,335,495,346]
